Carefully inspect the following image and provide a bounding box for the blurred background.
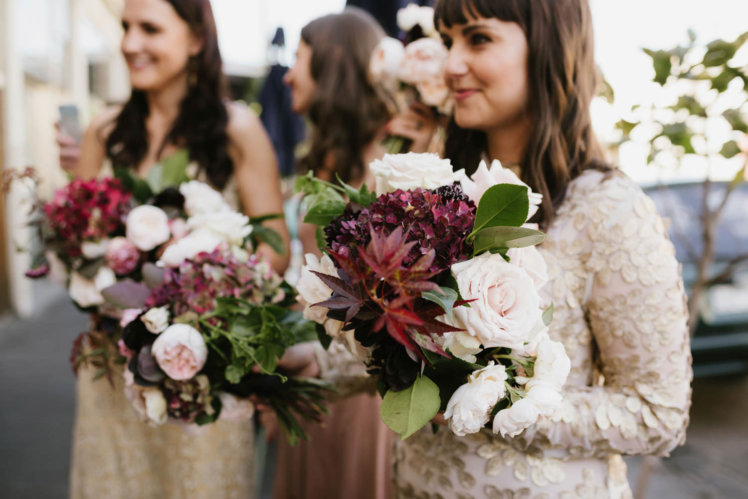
[0,0,747,497]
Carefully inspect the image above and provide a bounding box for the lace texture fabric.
[323,170,692,498]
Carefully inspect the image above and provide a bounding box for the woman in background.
[271,8,394,499]
[66,0,288,497]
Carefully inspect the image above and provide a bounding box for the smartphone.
[58,104,82,143]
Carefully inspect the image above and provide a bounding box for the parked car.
[644,181,748,377]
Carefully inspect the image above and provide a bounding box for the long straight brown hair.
[435,0,611,226]
[299,7,392,184]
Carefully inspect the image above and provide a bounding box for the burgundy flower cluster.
[43,178,131,257]
[325,184,476,274]
[146,247,285,316]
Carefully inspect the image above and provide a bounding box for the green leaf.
[315,227,327,251]
[615,119,638,137]
[225,364,243,384]
[159,149,191,188]
[249,213,284,225]
[643,48,672,85]
[422,287,459,321]
[671,96,707,117]
[542,304,554,327]
[723,109,748,133]
[114,166,153,203]
[343,181,377,207]
[470,184,529,238]
[315,322,332,350]
[303,197,346,225]
[380,375,441,439]
[77,257,105,279]
[660,122,696,154]
[251,225,286,256]
[710,68,738,92]
[720,140,741,159]
[703,39,737,67]
[730,166,746,188]
[472,226,545,255]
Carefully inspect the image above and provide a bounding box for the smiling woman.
[67,1,290,498]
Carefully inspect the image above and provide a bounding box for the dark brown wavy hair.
[299,7,392,184]
[105,0,232,189]
[435,0,612,226]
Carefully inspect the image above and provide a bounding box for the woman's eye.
[142,23,160,35]
[121,21,130,32]
[470,33,491,46]
[441,36,453,49]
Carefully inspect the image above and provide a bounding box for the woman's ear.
[188,32,204,57]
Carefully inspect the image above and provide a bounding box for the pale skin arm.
[226,102,291,274]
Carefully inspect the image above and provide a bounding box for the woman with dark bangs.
[68,0,288,497]
[270,7,394,499]
[391,0,692,496]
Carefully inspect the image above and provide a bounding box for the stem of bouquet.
[381,135,412,154]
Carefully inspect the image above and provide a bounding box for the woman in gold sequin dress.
[65,1,288,497]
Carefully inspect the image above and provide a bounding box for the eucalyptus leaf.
[101,280,152,309]
[472,226,545,255]
[422,287,459,321]
[142,263,166,289]
[380,375,440,439]
[542,304,554,327]
[470,184,529,238]
[77,257,105,279]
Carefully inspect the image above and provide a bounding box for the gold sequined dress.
[323,170,693,498]
[70,158,254,499]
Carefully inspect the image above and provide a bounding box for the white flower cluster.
[396,4,436,36]
[441,161,569,438]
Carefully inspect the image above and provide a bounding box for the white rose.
[142,306,170,334]
[187,212,252,246]
[397,4,435,35]
[158,229,224,267]
[416,76,450,108]
[445,362,508,436]
[126,205,171,251]
[451,252,544,349]
[369,37,405,86]
[439,331,482,363]
[528,337,570,389]
[143,389,168,424]
[81,239,110,259]
[525,380,563,418]
[370,152,455,194]
[492,397,540,437]
[151,324,208,380]
[506,246,549,291]
[218,392,255,422]
[457,160,543,220]
[179,180,231,216]
[68,266,117,308]
[399,37,447,84]
[297,253,345,337]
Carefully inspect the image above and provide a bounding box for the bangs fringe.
[434,0,526,30]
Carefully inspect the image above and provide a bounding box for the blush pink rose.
[400,37,447,84]
[106,237,141,275]
[151,324,208,380]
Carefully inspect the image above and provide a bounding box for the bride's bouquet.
[295,153,570,439]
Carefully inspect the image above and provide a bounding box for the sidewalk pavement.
[1,291,747,498]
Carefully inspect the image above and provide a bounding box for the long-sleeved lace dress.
[320,170,693,498]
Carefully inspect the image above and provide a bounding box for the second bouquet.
[296,152,570,439]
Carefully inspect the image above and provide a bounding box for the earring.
[188,56,199,87]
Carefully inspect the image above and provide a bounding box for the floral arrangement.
[295,152,570,439]
[369,5,452,152]
[119,246,329,443]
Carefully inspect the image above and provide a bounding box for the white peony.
[218,392,255,422]
[451,252,544,349]
[399,37,447,84]
[68,266,117,308]
[457,160,543,220]
[528,336,570,390]
[81,239,110,259]
[179,180,231,216]
[187,212,252,246]
[158,229,224,267]
[126,205,171,251]
[296,253,344,337]
[151,324,208,380]
[445,362,508,436]
[506,246,549,291]
[492,396,541,437]
[525,380,563,418]
[369,37,405,86]
[141,306,170,334]
[396,4,435,35]
[370,152,455,194]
